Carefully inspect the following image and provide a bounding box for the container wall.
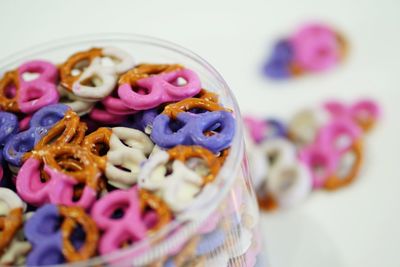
[0,34,262,267]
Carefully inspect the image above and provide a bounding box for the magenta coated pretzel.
[299,144,338,188]
[19,115,32,131]
[350,100,380,121]
[316,118,362,154]
[118,69,202,110]
[102,91,138,115]
[324,99,380,131]
[16,158,97,209]
[299,118,361,188]
[291,23,340,72]
[17,60,59,114]
[89,104,128,125]
[91,187,148,255]
[244,116,268,144]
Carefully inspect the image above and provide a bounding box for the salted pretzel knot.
[0,208,23,254]
[196,89,219,103]
[139,189,172,234]
[162,98,226,119]
[0,71,20,112]
[118,63,183,86]
[324,140,363,190]
[59,206,99,262]
[43,144,102,190]
[31,110,83,154]
[82,127,112,171]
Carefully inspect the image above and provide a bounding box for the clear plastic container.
[0,34,262,267]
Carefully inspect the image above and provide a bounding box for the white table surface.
[1,1,399,266]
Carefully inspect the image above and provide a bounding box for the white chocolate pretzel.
[288,108,329,147]
[258,138,312,208]
[71,47,135,101]
[57,85,94,116]
[0,188,26,216]
[105,127,154,188]
[138,150,205,212]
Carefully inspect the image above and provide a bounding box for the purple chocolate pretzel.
[151,110,235,153]
[24,204,65,266]
[0,111,19,146]
[3,104,69,166]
